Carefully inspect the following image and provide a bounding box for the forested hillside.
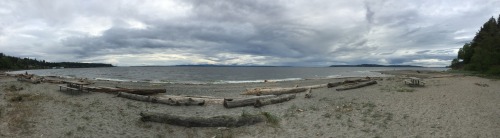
[451,15,500,74]
[0,53,113,70]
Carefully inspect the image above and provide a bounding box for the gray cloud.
[1,0,499,67]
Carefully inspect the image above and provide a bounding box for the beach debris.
[296,109,304,112]
[242,83,328,96]
[336,80,378,91]
[224,95,277,108]
[254,94,296,108]
[155,97,205,106]
[241,87,309,96]
[140,111,265,127]
[91,86,165,95]
[304,88,312,98]
[117,92,206,106]
[327,79,371,88]
[474,83,489,87]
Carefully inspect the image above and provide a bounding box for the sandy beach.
[1,70,500,137]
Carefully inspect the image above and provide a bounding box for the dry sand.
[1,70,500,137]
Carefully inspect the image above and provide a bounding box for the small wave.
[94,78,137,82]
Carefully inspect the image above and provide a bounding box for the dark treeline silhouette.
[0,53,114,70]
[451,15,500,74]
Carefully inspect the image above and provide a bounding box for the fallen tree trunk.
[254,94,296,107]
[155,97,205,106]
[140,111,265,127]
[241,87,308,95]
[91,87,165,95]
[160,95,224,104]
[336,80,377,91]
[304,88,312,98]
[327,82,344,88]
[223,95,277,108]
[117,92,154,102]
[17,78,40,84]
[327,79,371,88]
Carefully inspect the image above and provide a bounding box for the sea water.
[8,67,448,84]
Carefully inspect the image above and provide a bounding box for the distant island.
[330,64,422,67]
[0,53,114,70]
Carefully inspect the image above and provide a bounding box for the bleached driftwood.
[254,94,296,107]
[241,87,308,95]
[17,78,40,84]
[140,111,265,127]
[117,92,155,102]
[155,97,205,106]
[91,87,165,95]
[304,88,312,98]
[223,95,277,108]
[336,80,377,91]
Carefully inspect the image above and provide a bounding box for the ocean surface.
[8,67,448,84]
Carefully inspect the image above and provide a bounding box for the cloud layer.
[1,0,499,67]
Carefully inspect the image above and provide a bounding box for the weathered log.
[327,82,344,88]
[117,92,154,102]
[327,79,371,88]
[17,78,40,84]
[304,88,312,98]
[241,87,308,95]
[223,95,277,108]
[91,87,165,95]
[160,95,223,104]
[336,80,377,91]
[140,111,265,127]
[254,94,296,107]
[155,97,205,106]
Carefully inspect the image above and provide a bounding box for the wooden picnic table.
[59,81,90,92]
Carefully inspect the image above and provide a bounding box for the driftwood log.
[155,97,205,106]
[91,87,165,95]
[117,92,205,106]
[327,79,371,88]
[140,111,265,127]
[336,80,377,91]
[254,94,296,107]
[241,87,308,95]
[223,95,277,108]
[304,88,312,98]
[117,92,154,102]
[17,78,40,84]
[159,95,223,104]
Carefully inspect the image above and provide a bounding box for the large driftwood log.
[244,83,328,96]
[241,87,308,95]
[223,95,277,108]
[17,78,40,84]
[117,92,206,106]
[304,88,312,98]
[159,95,224,104]
[140,111,265,127]
[336,80,377,91]
[155,97,205,106]
[327,79,371,88]
[254,94,296,107]
[117,92,154,102]
[91,87,165,95]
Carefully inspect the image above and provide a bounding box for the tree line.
[451,15,500,74]
[0,53,114,70]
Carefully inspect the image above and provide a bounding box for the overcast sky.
[1,0,499,67]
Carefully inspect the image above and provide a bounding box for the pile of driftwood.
[15,74,41,84]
